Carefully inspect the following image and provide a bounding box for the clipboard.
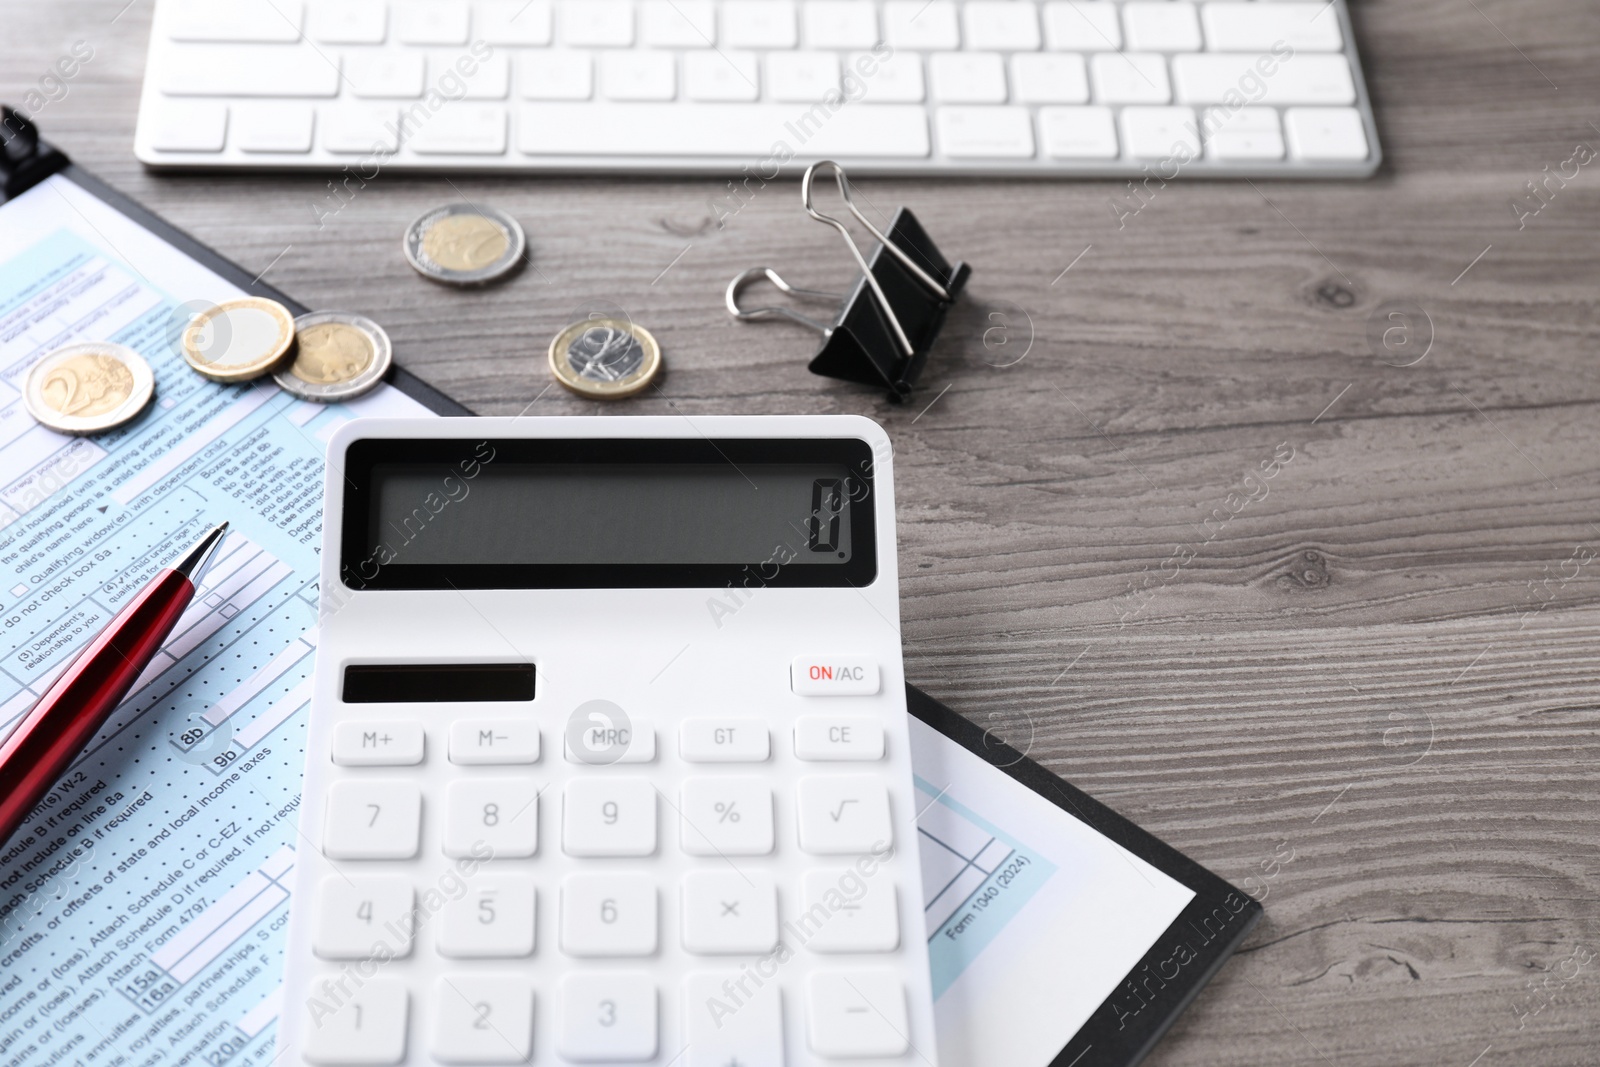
[0,110,1258,1067]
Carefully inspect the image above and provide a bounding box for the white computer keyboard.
[134,0,1380,177]
[276,415,937,1067]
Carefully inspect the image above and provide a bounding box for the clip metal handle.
[800,162,953,359]
[725,267,841,337]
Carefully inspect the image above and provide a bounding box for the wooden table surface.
[7,0,1599,1063]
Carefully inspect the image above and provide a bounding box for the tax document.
[0,175,426,1067]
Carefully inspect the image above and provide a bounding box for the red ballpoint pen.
[0,522,229,848]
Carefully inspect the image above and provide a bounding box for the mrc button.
[791,656,880,696]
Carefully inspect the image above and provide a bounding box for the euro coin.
[25,342,155,435]
[404,203,525,286]
[547,318,662,399]
[183,297,297,382]
[274,312,392,402]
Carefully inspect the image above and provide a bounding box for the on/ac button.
[791,656,880,696]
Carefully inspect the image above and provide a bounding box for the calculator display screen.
[340,438,878,589]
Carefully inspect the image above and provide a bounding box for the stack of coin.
[25,342,155,435]
[405,204,525,287]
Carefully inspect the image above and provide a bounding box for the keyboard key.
[561,0,633,46]
[1010,52,1088,103]
[324,780,421,859]
[684,972,783,1067]
[559,973,657,1062]
[601,50,677,100]
[1202,106,1283,161]
[1284,106,1369,161]
[432,975,533,1064]
[345,51,427,99]
[796,775,893,853]
[853,51,923,103]
[1120,105,1198,159]
[477,0,553,45]
[307,2,387,43]
[314,875,415,959]
[930,52,1008,104]
[518,102,929,157]
[1171,52,1355,105]
[563,777,657,856]
[166,0,303,42]
[794,715,885,761]
[936,105,1036,158]
[963,1,1040,51]
[561,873,658,956]
[444,777,538,857]
[792,655,881,696]
[1090,51,1170,103]
[322,104,399,152]
[408,102,508,153]
[1123,1,1201,52]
[639,0,715,45]
[799,869,900,951]
[1043,1,1122,50]
[767,51,840,102]
[161,45,341,97]
[680,718,769,762]
[884,0,958,49]
[449,719,539,764]
[518,50,594,99]
[723,1,798,48]
[1039,104,1119,158]
[1201,2,1343,53]
[565,719,656,763]
[302,978,408,1065]
[682,870,778,954]
[431,51,510,99]
[397,1,471,44]
[145,100,228,152]
[684,50,760,101]
[680,776,775,855]
[332,720,424,765]
[802,1,878,49]
[805,972,908,1057]
[437,876,537,958]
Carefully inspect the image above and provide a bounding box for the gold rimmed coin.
[404,203,526,287]
[274,312,392,402]
[25,342,155,435]
[183,297,297,382]
[547,318,662,399]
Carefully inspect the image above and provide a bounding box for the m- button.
[791,656,880,696]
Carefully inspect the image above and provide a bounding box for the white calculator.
[278,415,937,1067]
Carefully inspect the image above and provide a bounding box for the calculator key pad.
[333,721,425,765]
[323,780,421,859]
[431,975,534,1064]
[437,876,536,958]
[561,872,658,956]
[795,775,894,854]
[301,978,408,1065]
[314,875,415,959]
[443,778,539,858]
[679,776,774,855]
[449,720,540,764]
[562,777,657,856]
[558,972,658,1062]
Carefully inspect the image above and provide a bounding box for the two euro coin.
[25,342,155,435]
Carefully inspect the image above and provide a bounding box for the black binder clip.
[726,161,970,403]
[0,107,70,204]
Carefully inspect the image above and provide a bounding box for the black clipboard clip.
[725,161,971,404]
[0,107,70,204]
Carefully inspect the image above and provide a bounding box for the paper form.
[0,174,427,1067]
[908,716,1196,1067]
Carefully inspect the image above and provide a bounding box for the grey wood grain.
[4,0,1598,1063]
